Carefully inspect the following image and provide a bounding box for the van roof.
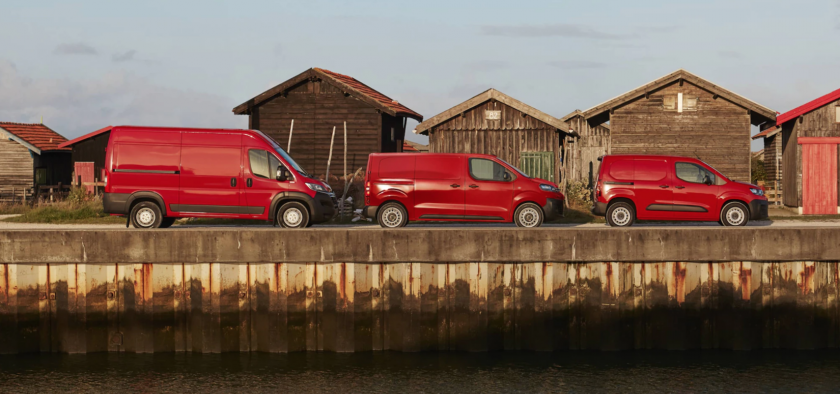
[603,154,702,161]
[370,152,499,159]
[112,125,253,132]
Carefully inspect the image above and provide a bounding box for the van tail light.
[595,180,602,199]
[365,181,371,197]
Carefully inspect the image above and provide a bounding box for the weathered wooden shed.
[772,88,840,214]
[578,69,776,182]
[752,125,781,184]
[57,125,113,184]
[233,68,423,177]
[413,89,574,184]
[0,122,71,200]
[561,110,611,188]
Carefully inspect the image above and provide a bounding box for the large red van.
[362,153,564,228]
[103,126,336,228]
[592,154,769,227]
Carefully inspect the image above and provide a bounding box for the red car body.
[591,154,769,226]
[103,126,335,227]
[362,153,565,227]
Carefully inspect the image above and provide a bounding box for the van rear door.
[633,158,673,220]
[414,154,465,219]
[175,131,243,215]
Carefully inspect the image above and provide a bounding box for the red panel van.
[103,126,336,228]
[591,155,769,227]
[362,153,564,228]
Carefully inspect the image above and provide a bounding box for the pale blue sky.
[2,0,839,150]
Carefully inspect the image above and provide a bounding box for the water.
[1,351,839,393]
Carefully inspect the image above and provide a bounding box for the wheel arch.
[607,197,637,213]
[126,191,167,216]
[269,192,316,221]
[720,199,750,216]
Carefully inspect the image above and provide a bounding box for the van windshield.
[498,158,530,178]
[253,130,309,176]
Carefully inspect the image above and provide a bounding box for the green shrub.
[566,180,593,209]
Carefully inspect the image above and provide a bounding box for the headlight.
[750,188,764,196]
[306,183,328,193]
[540,184,559,192]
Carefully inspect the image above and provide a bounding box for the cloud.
[464,60,510,73]
[53,43,98,55]
[480,24,627,39]
[0,60,243,139]
[548,60,607,69]
[112,50,136,62]
[718,50,742,59]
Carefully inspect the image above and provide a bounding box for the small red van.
[103,126,336,228]
[591,155,769,227]
[362,153,564,228]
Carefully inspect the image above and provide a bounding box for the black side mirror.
[503,172,511,181]
[703,176,713,186]
[276,166,291,182]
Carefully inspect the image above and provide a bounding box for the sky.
[1,0,839,151]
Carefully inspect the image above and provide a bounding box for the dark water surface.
[1,351,839,393]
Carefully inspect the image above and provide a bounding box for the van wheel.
[159,217,176,228]
[721,202,749,226]
[514,203,544,228]
[278,202,310,228]
[130,201,163,229]
[378,202,408,228]
[606,202,635,227]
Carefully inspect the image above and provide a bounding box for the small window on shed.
[663,95,677,111]
[836,106,840,123]
[683,96,698,111]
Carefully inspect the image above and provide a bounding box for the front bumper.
[591,201,608,216]
[749,199,769,220]
[362,205,378,219]
[310,192,337,223]
[542,198,564,221]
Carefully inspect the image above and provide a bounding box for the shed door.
[519,152,554,182]
[75,162,95,194]
[801,143,837,215]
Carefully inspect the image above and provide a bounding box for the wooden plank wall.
[2,261,839,354]
[70,131,111,179]
[610,81,752,181]
[783,99,840,208]
[563,115,610,187]
[253,79,383,177]
[0,138,34,201]
[428,100,561,184]
[763,134,779,182]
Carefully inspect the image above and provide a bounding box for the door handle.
[659,185,669,188]
[469,184,479,188]
[231,177,237,187]
[247,178,253,188]
[450,184,461,188]
[675,185,685,189]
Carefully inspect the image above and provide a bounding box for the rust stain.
[673,262,686,304]
[605,262,613,298]
[143,263,153,302]
[798,263,816,295]
[738,262,752,301]
[2,263,8,303]
[340,262,347,300]
[274,263,281,292]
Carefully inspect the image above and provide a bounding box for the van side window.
[675,162,715,184]
[249,150,270,179]
[469,158,510,182]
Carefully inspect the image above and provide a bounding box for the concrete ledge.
[1,227,839,263]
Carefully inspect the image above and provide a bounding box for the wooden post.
[49,187,54,202]
[58,183,62,201]
[341,121,348,221]
[326,126,336,182]
[287,119,294,153]
[94,178,99,197]
[11,187,15,204]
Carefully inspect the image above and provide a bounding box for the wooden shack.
[561,110,611,188]
[58,125,113,185]
[772,88,840,214]
[752,125,781,184]
[413,89,574,184]
[578,69,776,182]
[0,122,71,201]
[233,68,423,177]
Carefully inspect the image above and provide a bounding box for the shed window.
[662,94,697,112]
[35,168,47,185]
[390,127,395,142]
[683,96,698,111]
[836,106,840,123]
[663,96,677,111]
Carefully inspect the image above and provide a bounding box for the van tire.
[377,202,408,228]
[720,201,749,226]
[130,201,163,229]
[159,217,176,228]
[606,202,635,227]
[514,203,544,228]
[278,201,310,228]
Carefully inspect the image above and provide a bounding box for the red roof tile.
[402,141,419,152]
[752,126,778,140]
[0,122,69,151]
[777,87,840,126]
[315,68,423,121]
